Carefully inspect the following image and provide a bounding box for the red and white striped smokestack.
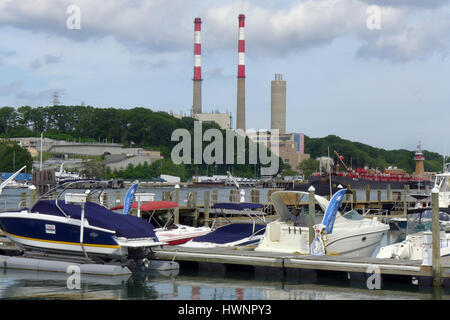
[193,17,202,81]
[236,14,246,131]
[192,17,202,114]
[237,14,245,79]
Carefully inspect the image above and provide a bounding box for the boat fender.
[310,224,326,256]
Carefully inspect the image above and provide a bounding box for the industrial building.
[193,112,231,130]
[187,14,310,173]
[271,74,286,135]
[247,131,310,171]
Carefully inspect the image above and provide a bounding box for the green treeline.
[0,106,444,178]
[0,105,283,179]
[304,135,444,173]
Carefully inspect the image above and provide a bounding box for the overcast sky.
[0,0,449,154]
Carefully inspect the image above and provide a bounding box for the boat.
[434,163,450,208]
[307,169,433,190]
[389,163,450,232]
[0,167,35,190]
[55,162,82,181]
[0,179,167,266]
[181,202,267,248]
[306,146,434,190]
[255,189,390,257]
[111,200,211,246]
[376,208,450,260]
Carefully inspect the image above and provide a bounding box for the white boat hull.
[377,231,450,260]
[255,220,389,258]
[155,225,211,246]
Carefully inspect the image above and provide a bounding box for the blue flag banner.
[123,183,138,215]
[321,188,347,234]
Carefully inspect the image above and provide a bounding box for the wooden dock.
[151,246,450,287]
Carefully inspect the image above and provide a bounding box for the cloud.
[369,0,450,8]
[29,53,63,69]
[16,88,66,104]
[204,66,229,79]
[0,80,24,96]
[0,0,448,62]
[356,12,450,61]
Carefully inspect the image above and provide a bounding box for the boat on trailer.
[0,179,171,270]
[181,202,267,248]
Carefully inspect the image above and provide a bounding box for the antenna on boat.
[0,166,27,196]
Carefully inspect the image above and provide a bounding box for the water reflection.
[0,258,447,300]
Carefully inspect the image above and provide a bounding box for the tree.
[0,142,33,172]
[297,158,320,178]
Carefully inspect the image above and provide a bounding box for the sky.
[0,0,449,154]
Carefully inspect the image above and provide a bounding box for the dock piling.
[204,191,210,227]
[174,187,180,224]
[308,186,315,246]
[432,187,441,288]
[403,185,409,217]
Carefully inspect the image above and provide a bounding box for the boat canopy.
[190,223,266,244]
[110,201,179,212]
[211,202,264,211]
[270,191,330,221]
[31,200,157,239]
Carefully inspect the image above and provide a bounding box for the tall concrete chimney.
[192,17,202,115]
[271,73,286,134]
[236,14,246,131]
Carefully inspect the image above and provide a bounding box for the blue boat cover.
[192,223,265,244]
[31,200,157,239]
[212,202,264,210]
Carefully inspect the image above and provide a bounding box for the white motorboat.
[55,163,83,181]
[255,189,389,257]
[110,199,211,246]
[390,163,450,233]
[434,163,450,208]
[377,208,450,260]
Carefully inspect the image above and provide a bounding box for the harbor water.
[0,187,445,300]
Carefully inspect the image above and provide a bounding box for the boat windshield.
[341,210,364,220]
[441,176,450,192]
[435,175,450,192]
[406,210,450,235]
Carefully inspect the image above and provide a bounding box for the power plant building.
[193,112,231,130]
[271,74,286,134]
[247,131,310,171]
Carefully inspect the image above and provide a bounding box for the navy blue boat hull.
[0,213,122,257]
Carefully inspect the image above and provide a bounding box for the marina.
[0,178,448,297]
[0,0,448,304]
